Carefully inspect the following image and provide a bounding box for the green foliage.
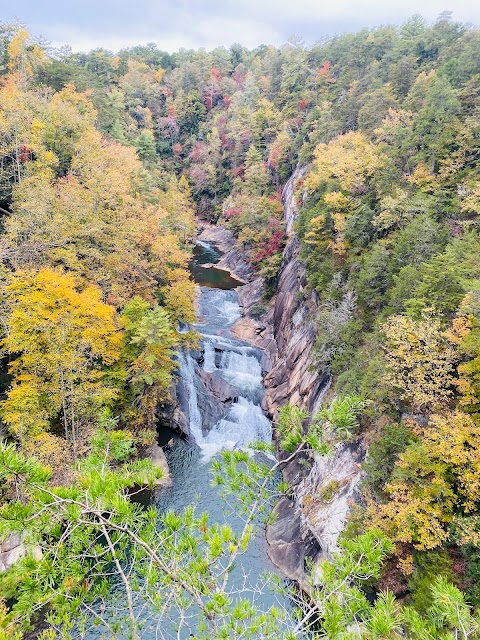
[276,403,331,455]
[318,394,367,439]
[276,404,308,453]
[407,549,457,613]
[362,422,416,496]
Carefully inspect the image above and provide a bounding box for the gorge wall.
[224,167,364,585]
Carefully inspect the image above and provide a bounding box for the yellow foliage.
[154,67,165,82]
[162,278,196,325]
[406,163,437,192]
[371,412,480,550]
[446,312,480,410]
[459,180,480,216]
[323,191,352,257]
[7,28,48,78]
[382,314,457,410]
[22,432,74,483]
[305,131,383,195]
[373,188,410,231]
[1,269,122,446]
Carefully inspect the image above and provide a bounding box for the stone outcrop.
[296,444,363,558]
[144,443,173,488]
[0,534,42,573]
[264,234,329,416]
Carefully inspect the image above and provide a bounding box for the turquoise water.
[190,240,244,289]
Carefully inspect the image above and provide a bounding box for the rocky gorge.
[184,168,365,587]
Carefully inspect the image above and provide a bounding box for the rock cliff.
[232,167,363,586]
[174,173,363,586]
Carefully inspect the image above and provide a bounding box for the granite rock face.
[264,168,329,417]
[260,168,361,584]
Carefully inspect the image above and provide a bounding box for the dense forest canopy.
[0,11,480,638]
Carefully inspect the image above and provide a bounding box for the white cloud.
[4,0,479,53]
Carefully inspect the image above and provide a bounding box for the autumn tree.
[371,411,480,550]
[1,269,122,452]
[382,313,457,410]
[305,131,384,196]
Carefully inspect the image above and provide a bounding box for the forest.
[0,11,480,639]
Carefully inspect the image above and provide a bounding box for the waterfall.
[177,351,203,443]
[203,340,216,372]
[218,350,263,397]
[178,278,272,462]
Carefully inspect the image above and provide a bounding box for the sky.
[1,0,479,53]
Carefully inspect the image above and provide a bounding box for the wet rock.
[144,443,173,488]
[197,369,237,404]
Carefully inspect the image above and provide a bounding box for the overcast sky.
[2,0,479,53]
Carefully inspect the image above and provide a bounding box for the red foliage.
[189,166,210,190]
[167,105,176,117]
[239,130,253,148]
[317,61,336,84]
[211,67,222,83]
[223,96,232,109]
[298,97,308,111]
[232,68,247,88]
[18,144,33,163]
[189,142,208,163]
[172,142,183,158]
[250,219,286,266]
[231,164,245,179]
[224,206,242,220]
[220,131,234,150]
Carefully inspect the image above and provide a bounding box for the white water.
[218,351,263,395]
[179,284,272,461]
[203,341,216,372]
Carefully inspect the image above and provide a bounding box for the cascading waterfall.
[203,341,216,372]
[178,253,272,461]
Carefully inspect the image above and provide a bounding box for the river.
[155,237,282,588]
[126,239,289,637]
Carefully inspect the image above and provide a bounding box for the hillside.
[0,14,480,638]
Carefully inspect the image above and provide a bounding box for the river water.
[150,239,288,634]
[157,239,277,551]
[82,241,291,639]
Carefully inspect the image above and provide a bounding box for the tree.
[382,313,457,410]
[371,411,480,550]
[134,129,157,163]
[242,145,270,196]
[121,297,180,429]
[3,438,478,639]
[305,131,384,196]
[1,269,122,451]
